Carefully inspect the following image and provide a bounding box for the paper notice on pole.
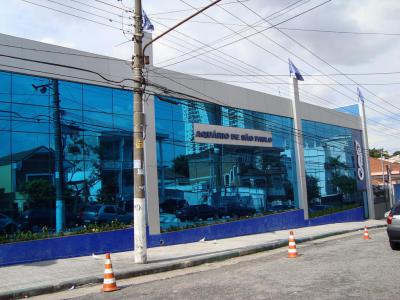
[134,160,142,169]
[136,139,144,148]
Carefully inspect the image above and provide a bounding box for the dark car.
[78,204,133,225]
[176,204,220,222]
[220,205,256,218]
[387,202,400,250]
[18,209,78,232]
[0,213,17,234]
[18,209,56,232]
[160,199,188,214]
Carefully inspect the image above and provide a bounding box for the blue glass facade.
[302,120,365,216]
[154,96,298,230]
[0,70,134,234]
[0,68,365,239]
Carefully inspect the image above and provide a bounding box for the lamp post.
[33,79,64,233]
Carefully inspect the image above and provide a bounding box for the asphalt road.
[63,228,398,300]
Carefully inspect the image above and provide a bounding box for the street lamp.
[33,80,65,233]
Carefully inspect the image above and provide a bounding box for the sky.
[1,0,400,153]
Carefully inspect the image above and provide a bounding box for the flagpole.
[358,90,375,219]
[289,74,309,219]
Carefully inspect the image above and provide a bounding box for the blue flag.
[142,10,154,32]
[288,59,304,81]
[357,87,365,103]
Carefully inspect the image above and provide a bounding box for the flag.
[357,87,365,103]
[142,10,154,32]
[288,59,304,81]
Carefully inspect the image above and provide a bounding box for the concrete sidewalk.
[0,220,386,299]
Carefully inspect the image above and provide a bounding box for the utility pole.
[133,0,147,264]
[53,79,65,233]
[381,149,385,186]
[133,0,221,264]
[387,164,394,207]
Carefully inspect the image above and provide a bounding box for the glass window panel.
[59,81,82,111]
[11,103,50,133]
[12,73,51,106]
[83,84,112,114]
[113,89,132,116]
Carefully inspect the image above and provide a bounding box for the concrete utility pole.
[52,79,65,233]
[133,0,222,264]
[386,164,394,207]
[133,0,147,264]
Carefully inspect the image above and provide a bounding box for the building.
[0,33,373,236]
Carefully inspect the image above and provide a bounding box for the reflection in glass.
[0,71,134,240]
[155,96,298,231]
[302,120,364,217]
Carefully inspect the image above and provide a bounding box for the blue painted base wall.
[0,207,365,267]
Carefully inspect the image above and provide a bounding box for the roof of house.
[0,146,52,166]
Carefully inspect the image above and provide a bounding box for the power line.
[236,1,400,123]
[0,53,137,85]
[41,0,125,24]
[148,71,400,77]
[147,0,250,16]
[66,0,128,19]
[159,0,332,69]
[21,0,128,32]
[93,0,129,12]
[156,0,312,67]
[148,67,400,149]
[0,42,130,62]
[149,16,400,37]
[278,27,400,36]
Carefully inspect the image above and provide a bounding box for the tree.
[20,179,55,209]
[369,148,389,158]
[306,175,320,202]
[325,156,348,176]
[331,175,356,196]
[392,150,400,157]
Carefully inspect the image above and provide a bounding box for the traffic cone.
[102,253,120,292]
[288,231,298,258]
[363,226,371,240]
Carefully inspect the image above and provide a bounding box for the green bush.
[309,203,361,219]
[0,221,131,245]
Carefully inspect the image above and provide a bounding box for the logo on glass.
[355,140,365,181]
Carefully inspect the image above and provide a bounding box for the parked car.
[219,204,256,218]
[176,204,220,222]
[78,204,132,225]
[18,209,78,232]
[387,202,400,250]
[0,213,17,234]
[160,199,188,214]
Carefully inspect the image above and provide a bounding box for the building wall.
[0,34,367,237]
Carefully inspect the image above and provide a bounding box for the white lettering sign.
[355,140,365,181]
[194,124,273,148]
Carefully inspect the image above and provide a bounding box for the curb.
[0,224,386,300]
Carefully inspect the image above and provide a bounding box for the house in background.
[0,146,73,213]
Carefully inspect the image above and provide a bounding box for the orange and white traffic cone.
[363,226,371,240]
[102,253,120,292]
[288,231,298,258]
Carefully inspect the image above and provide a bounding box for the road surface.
[40,228,398,300]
